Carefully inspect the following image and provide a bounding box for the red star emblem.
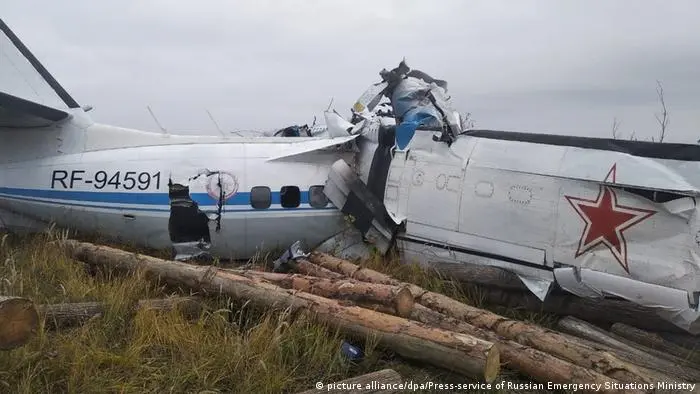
[564,164,655,273]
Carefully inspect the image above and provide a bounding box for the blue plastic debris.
[395,111,437,150]
[340,340,364,361]
[395,121,419,150]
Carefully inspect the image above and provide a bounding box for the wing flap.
[0,91,69,128]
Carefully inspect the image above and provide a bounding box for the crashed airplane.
[2,18,700,334]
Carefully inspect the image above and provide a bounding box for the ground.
[0,228,559,393]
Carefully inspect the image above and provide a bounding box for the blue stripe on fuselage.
[0,187,310,206]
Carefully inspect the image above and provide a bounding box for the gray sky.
[3,1,699,142]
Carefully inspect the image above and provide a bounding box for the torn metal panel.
[167,180,212,261]
[352,81,389,116]
[324,159,396,254]
[171,168,238,233]
[324,110,355,138]
[273,240,309,273]
[516,275,554,301]
[554,266,700,334]
[315,227,373,261]
[552,267,605,299]
[166,167,239,261]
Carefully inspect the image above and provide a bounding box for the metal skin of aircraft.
[3,19,700,334]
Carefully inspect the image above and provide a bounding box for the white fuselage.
[0,117,351,259]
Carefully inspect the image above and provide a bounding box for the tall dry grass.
[0,228,556,393]
[0,229,392,393]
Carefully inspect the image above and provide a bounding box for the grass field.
[0,228,557,393]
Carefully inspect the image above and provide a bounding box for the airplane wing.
[265,134,360,161]
[0,91,70,128]
[0,18,79,129]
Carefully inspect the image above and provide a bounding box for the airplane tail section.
[0,18,84,128]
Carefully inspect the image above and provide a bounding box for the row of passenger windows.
[250,185,329,209]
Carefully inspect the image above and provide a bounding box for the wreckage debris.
[168,180,211,260]
[340,340,364,361]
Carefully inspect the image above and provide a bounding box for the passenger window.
[250,186,271,209]
[280,186,301,208]
[309,185,328,208]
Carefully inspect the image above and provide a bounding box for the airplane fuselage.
[0,120,352,259]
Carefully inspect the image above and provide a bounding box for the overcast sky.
[2,1,699,142]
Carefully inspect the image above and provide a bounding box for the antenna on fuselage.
[206,109,227,138]
[146,105,169,135]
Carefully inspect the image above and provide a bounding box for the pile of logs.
[3,239,700,393]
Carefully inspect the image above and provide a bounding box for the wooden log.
[305,252,678,385]
[62,240,501,382]
[0,295,39,350]
[225,270,414,318]
[365,303,638,393]
[610,322,700,364]
[657,331,700,350]
[295,258,345,280]
[39,296,204,329]
[296,369,402,394]
[557,316,700,382]
[40,301,102,328]
[306,252,426,296]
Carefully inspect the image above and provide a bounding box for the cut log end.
[394,287,414,318]
[484,343,501,383]
[0,296,39,350]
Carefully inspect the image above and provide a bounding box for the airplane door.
[384,149,463,231]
